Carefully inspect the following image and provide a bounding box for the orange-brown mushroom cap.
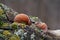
[14,13,31,25]
[35,22,48,32]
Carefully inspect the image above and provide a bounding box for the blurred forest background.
[0,0,60,30]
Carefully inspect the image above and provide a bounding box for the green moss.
[10,22,18,29]
[0,20,3,27]
[8,35,20,40]
[2,23,9,28]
